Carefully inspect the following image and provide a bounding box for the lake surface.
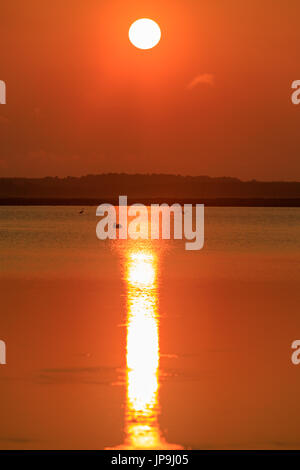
[0,206,300,449]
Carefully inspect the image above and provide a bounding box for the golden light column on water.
[107,206,182,450]
[124,248,163,449]
[121,245,182,450]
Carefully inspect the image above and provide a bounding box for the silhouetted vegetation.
[0,174,300,205]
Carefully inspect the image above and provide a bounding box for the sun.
[129,19,161,50]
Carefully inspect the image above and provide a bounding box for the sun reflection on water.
[113,246,182,450]
[106,206,182,449]
[125,249,161,449]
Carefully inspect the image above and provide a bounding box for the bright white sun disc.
[129,19,161,50]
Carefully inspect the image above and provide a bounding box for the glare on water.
[110,241,182,450]
[106,207,183,449]
[125,249,161,449]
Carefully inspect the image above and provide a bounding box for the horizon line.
[0,173,300,184]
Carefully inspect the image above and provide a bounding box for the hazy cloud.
[187,73,215,90]
[36,366,120,385]
[0,437,36,444]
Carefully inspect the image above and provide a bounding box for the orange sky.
[0,0,300,180]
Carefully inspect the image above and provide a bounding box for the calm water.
[0,207,300,449]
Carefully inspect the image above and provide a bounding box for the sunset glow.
[2,0,300,456]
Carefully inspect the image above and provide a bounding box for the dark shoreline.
[1,198,300,207]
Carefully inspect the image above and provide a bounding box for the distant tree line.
[0,174,299,200]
